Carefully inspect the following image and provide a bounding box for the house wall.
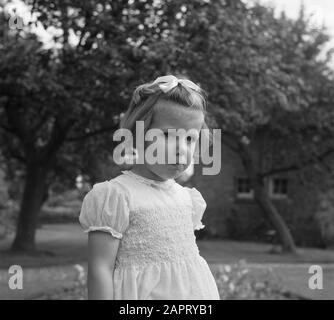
[191,140,334,247]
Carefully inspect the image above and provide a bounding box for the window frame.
[269,177,288,199]
[235,177,254,199]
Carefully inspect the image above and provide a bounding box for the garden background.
[0,0,334,299]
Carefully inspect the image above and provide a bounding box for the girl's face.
[139,99,204,181]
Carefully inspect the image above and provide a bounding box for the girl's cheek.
[185,145,194,163]
[189,142,197,157]
[165,140,175,161]
[154,137,170,162]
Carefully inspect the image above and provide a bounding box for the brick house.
[190,141,334,248]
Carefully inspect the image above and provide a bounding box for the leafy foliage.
[1,0,334,250]
[213,260,293,300]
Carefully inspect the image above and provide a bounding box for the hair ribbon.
[152,75,201,93]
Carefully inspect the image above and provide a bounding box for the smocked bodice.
[116,203,200,268]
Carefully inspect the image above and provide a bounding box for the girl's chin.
[147,164,189,180]
[161,166,187,179]
[167,164,186,171]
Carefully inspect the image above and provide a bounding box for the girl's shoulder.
[182,185,206,207]
[79,177,131,239]
[109,172,138,196]
[91,175,128,194]
[181,186,207,231]
[85,174,132,208]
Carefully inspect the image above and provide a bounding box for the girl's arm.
[87,231,120,300]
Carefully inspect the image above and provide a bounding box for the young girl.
[79,75,220,300]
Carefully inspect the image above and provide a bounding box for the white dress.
[79,170,220,300]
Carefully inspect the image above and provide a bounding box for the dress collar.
[121,170,175,190]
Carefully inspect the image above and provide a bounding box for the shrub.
[39,188,85,223]
[0,168,18,239]
[212,260,291,300]
[315,191,334,247]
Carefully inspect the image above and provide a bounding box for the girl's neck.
[131,165,166,182]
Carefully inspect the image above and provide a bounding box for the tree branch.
[40,117,76,160]
[65,123,119,142]
[5,143,26,164]
[4,101,34,155]
[261,147,334,177]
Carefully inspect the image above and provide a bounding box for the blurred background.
[0,0,334,300]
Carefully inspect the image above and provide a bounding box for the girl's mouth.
[168,164,185,171]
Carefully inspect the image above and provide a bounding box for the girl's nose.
[176,139,188,164]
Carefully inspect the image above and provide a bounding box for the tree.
[0,0,194,252]
[165,1,334,252]
[2,0,334,254]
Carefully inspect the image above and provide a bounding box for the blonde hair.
[116,76,212,168]
[120,75,209,137]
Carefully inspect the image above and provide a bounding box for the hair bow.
[152,75,201,93]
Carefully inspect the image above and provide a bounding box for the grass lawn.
[0,223,333,300]
[0,224,87,269]
[1,223,334,268]
[199,239,334,264]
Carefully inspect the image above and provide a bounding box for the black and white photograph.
[0,0,334,303]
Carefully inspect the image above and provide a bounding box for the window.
[236,177,254,199]
[269,178,288,199]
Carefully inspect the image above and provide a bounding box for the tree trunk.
[239,142,297,253]
[11,161,50,252]
[253,177,297,253]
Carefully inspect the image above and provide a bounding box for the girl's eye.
[186,136,195,143]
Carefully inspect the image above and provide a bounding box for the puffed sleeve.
[185,187,207,231]
[79,181,130,239]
